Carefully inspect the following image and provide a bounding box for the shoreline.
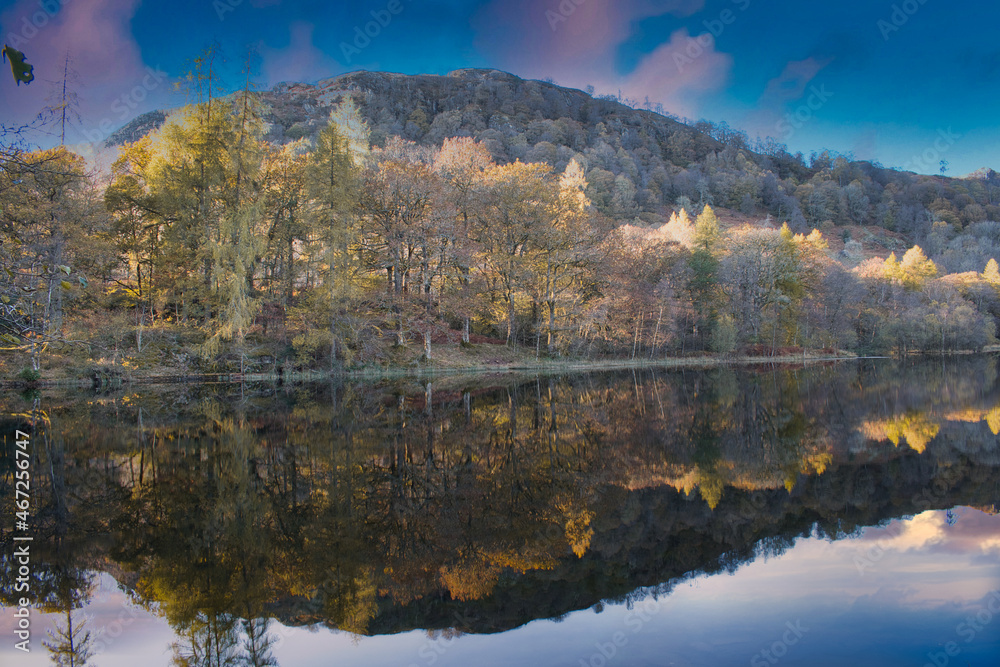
[1,351,871,389]
[6,346,998,389]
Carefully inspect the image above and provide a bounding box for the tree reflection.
[2,356,999,646]
[40,567,94,667]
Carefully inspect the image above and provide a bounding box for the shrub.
[17,368,41,383]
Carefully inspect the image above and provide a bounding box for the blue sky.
[1,0,997,175]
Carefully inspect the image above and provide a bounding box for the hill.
[3,67,999,380]
[106,68,999,273]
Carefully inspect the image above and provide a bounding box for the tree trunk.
[650,306,663,359]
[547,300,557,355]
[631,314,641,360]
[286,235,294,304]
[506,294,515,346]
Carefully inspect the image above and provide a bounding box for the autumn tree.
[471,161,555,345]
[201,58,268,368]
[434,137,494,343]
[106,136,160,318]
[357,139,437,346]
[536,159,602,355]
[883,246,938,290]
[300,113,361,365]
[0,147,98,369]
[719,227,792,345]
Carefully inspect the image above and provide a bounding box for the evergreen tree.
[688,205,722,348]
[303,114,359,364]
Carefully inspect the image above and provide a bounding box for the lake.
[1,357,999,666]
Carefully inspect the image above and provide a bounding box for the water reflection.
[1,357,999,665]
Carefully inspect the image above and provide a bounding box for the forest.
[2,58,1000,379]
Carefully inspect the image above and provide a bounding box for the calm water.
[1,358,999,666]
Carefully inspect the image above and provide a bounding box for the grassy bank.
[0,341,864,389]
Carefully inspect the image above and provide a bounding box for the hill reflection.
[1,357,999,663]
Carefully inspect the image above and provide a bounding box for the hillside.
[3,67,1000,380]
[106,68,1000,273]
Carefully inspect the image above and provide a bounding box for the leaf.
[1,295,8,303]
[2,45,34,86]
[78,276,88,287]
[60,280,72,290]
[60,265,71,275]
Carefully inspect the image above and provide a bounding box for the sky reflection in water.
[2,360,1000,665]
[2,508,998,667]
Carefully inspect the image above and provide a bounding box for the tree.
[106,136,160,328]
[983,258,1000,287]
[471,161,554,345]
[170,613,242,667]
[40,569,95,667]
[718,227,800,345]
[0,147,96,369]
[886,245,938,290]
[48,54,81,145]
[241,618,278,667]
[536,159,601,354]
[201,57,268,368]
[843,180,870,224]
[330,95,370,159]
[259,140,307,309]
[693,205,721,253]
[435,137,494,343]
[303,115,359,364]
[146,101,229,320]
[144,43,233,324]
[687,205,722,348]
[357,139,436,346]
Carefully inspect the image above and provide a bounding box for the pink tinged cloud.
[474,0,726,117]
[474,0,706,79]
[258,22,341,87]
[743,56,834,142]
[759,56,834,107]
[0,0,160,142]
[609,28,733,119]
